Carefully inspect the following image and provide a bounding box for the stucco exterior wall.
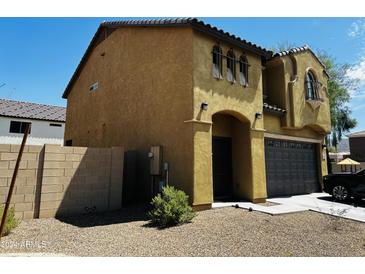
[0,117,64,145]
[290,52,331,133]
[264,52,331,182]
[191,30,267,204]
[212,114,252,200]
[266,52,331,134]
[64,27,195,199]
[64,25,332,207]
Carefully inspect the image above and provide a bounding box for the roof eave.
[271,46,330,78]
[0,114,65,123]
[62,19,272,99]
[190,22,272,58]
[62,25,103,99]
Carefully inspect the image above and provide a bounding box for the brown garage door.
[265,138,320,197]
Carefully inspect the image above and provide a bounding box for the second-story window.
[239,55,249,87]
[305,71,318,100]
[212,45,223,79]
[226,49,236,83]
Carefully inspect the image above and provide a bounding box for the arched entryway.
[212,111,252,201]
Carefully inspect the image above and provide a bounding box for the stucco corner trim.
[184,119,213,125]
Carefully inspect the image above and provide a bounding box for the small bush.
[0,206,19,237]
[148,186,196,228]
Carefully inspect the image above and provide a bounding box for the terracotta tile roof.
[101,18,272,55]
[62,18,273,99]
[272,45,328,76]
[0,99,66,122]
[263,102,286,115]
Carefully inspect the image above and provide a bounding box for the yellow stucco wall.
[65,25,331,207]
[191,30,267,204]
[65,27,196,199]
[211,114,253,200]
[266,52,331,134]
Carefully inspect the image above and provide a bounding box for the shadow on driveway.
[317,196,365,208]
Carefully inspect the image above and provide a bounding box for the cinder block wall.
[0,144,124,219]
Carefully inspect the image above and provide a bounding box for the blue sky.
[1,17,365,133]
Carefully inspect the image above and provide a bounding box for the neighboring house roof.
[0,99,66,122]
[348,130,365,138]
[62,18,273,99]
[272,45,329,77]
[263,102,286,116]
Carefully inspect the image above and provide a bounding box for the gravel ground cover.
[0,207,364,256]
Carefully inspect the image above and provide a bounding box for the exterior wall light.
[255,112,263,119]
[201,102,208,111]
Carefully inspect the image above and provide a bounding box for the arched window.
[239,55,249,87]
[226,49,236,83]
[212,45,223,79]
[305,70,318,100]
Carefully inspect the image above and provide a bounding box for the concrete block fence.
[0,144,124,219]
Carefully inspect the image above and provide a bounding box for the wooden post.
[0,123,30,240]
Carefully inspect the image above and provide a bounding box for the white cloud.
[346,58,365,82]
[348,19,365,38]
[346,57,365,99]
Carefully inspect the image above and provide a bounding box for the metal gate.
[264,138,320,197]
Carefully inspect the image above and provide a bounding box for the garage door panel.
[265,138,320,197]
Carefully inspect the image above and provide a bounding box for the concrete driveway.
[213,192,365,223]
[268,193,365,223]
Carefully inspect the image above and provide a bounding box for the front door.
[212,136,233,200]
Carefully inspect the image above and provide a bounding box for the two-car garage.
[264,138,321,197]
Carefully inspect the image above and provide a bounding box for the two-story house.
[62,18,331,209]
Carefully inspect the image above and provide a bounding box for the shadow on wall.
[36,145,125,227]
[122,150,153,206]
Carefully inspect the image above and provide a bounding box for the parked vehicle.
[323,169,365,201]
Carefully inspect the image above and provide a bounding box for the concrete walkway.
[212,193,365,223]
[212,201,307,215]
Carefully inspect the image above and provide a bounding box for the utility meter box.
[149,146,162,175]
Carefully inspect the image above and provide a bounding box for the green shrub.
[0,206,19,237]
[148,186,196,228]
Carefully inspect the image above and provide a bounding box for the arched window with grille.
[305,70,318,100]
[212,45,223,79]
[239,55,249,87]
[226,49,236,83]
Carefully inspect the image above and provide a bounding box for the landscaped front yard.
[0,207,364,256]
